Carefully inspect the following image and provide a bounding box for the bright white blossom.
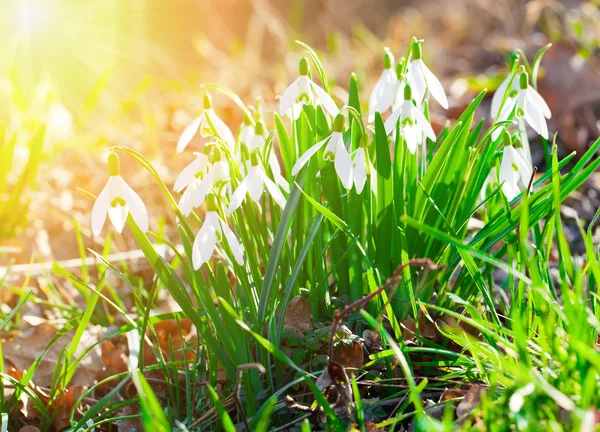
[291,114,353,190]
[279,57,339,120]
[250,122,290,192]
[408,41,448,109]
[368,50,398,122]
[192,193,243,270]
[384,85,436,154]
[175,147,230,216]
[351,147,377,195]
[92,152,149,235]
[228,151,287,213]
[493,69,551,141]
[491,73,519,119]
[177,94,235,153]
[500,144,533,201]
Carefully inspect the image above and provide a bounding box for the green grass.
[1,39,599,431]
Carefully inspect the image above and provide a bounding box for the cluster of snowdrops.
[90,38,552,273]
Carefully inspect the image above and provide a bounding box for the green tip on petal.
[404,84,412,101]
[108,152,120,177]
[519,70,529,90]
[513,135,523,149]
[383,50,394,69]
[299,57,309,76]
[211,147,223,163]
[244,113,253,126]
[395,62,404,79]
[203,94,213,109]
[206,193,218,212]
[501,130,512,148]
[250,150,260,167]
[412,39,422,60]
[333,113,345,132]
[254,121,265,136]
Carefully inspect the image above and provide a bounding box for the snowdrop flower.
[279,57,339,120]
[384,85,436,154]
[351,147,377,195]
[251,121,290,192]
[228,151,287,214]
[490,55,520,118]
[493,68,551,141]
[393,61,411,110]
[479,166,500,202]
[177,147,230,216]
[408,40,448,109]
[177,94,235,153]
[291,114,353,190]
[500,144,533,201]
[192,193,243,270]
[92,152,149,235]
[368,50,398,123]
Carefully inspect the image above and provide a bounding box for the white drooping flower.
[393,63,412,110]
[499,144,533,201]
[384,85,436,154]
[491,73,519,119]
[92,152,149,235]
[176,147,230,216]
[351,147,377,195]
[192,193,243,270]
[368,50,398,123]
[177,94,235,153]
[250,121,290,193]
[291,114,353,190]
[408,40,448,109]
[227,151,287,214]
[279,57,339,120]
[493,69,551,141]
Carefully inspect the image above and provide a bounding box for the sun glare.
[17,1,47,31]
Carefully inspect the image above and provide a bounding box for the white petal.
[490,74,511,118]
[279,77,301,116]
[178,183,195,216]
[352,148,367,194]
[207,109,235,150]
[289,102,304,120]
[219,217,244,265]
[91,179,111,236]
[227,177,249,215]
[524,91,548,139]
[510,146,533,188]
[492,96,517,141]
[527,87,551,119]
[177,115,203,153]
[499,146,522,200]
[247,167,264,203]
[120,177,149,233]
[191,173,213,211]
[369,161,378,196]
[384,108,402,136]
[107,203,129,234]
[311,81,339,117]
[291,136,329,176]
[420,60,448,109]
[261,170,287,209]
[411,105,436,141]
[409,61,427,104]
[174,155,204,193]
[368,69,397,123]
[192,214,218,270]
[333,138,353,190]
[276,174,290,193]
[403,125,418,154]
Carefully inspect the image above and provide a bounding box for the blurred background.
[0,0,598,268]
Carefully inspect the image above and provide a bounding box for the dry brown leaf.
[19,427,41,432]
[456,384,484,419]
[2,316,106,388]
[282,296,313,335]
[362,329,382,352]
[332,341,364,371]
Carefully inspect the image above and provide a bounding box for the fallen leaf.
[456,384,483,419]
[282,296,313,335]
[332,341,364,371]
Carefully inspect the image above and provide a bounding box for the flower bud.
[250,150,260,167]
[299,57,309,76]
[333,113,345,132]
[206,193,218,212]
[254,121,265,136]
[404,84,412,101]
[108,152,120,177]
[383,50,394,69]
[412,40,422,60]
[502,130,512,148]
[396,61,404,80]
[203,94,213,109]
[519,71,529,90]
